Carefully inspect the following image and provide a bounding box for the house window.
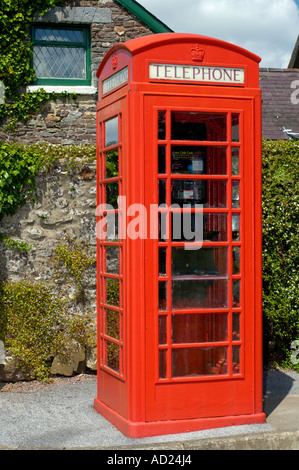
[32,25,91,86]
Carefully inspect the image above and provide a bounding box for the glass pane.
[233,247,240,274]
[172,346,227,377]
[105,149,119,178]
[171,147,205,174]
[203,213,227,241]
[158,146,166,173]
[159,179,166,205]
[35,27,84,43]
[159,350,167,378]
[171,146,226,174]
[159,282,167,310]
[206,180,227,208]
[158,111,166,140]
[106,278,120,307]
[171,210,201,242]
[106,246,119,274]
[233,346,240,374]
[171,179,226,207]
[232,148,239,175]
[233,279,240,307]
[105,116,119,146]
[100,213,118,241]
[159,316,167,344]
[172,247,227,277]
[171,179,206,205]
[159,212,169,242]
[105,309,120,340]
[233,313,240,340]
[172,279,228,309]
[172,212,227,242]
[159,247,166,276]
[106,182,118,207]
[106,340,119,372]
[33,46,86,79]
[232,214,240,241]
[171,112,226,141]
[232,181,240,208]
[172,313,228,343]
[206,146,227,174]
[232,114,239,142]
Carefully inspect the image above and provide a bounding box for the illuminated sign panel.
[103,67,128,94]
[149,63,245,84]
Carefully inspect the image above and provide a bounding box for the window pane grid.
[98,112,124,378]
[157,109,243,381]
[33,46,86,79]
[32,25,90,85]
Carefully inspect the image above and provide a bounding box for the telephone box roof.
[97,33,261,78]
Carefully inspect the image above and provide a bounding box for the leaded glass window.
[32,25,91,86]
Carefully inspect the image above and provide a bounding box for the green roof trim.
[115,0,173,33]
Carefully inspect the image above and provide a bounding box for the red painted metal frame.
[94,33,265,438]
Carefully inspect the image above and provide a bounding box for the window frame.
[31,24,91,86]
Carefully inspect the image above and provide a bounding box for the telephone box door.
[96,96,128,418]
[144,93,263,424]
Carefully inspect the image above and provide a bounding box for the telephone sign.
[149,63,245,84]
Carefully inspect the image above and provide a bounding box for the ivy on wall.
[0,0,63,129]
[0,142,96,221]
[0,143,41,219]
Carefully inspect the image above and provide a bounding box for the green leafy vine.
[0,142,97,221]
[0,0,63,129]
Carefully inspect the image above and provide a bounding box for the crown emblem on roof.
[190,44,205,62]
[112,54,118,69]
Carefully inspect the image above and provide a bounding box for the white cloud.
[138,0,299,67]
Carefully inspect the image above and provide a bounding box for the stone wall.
[0,158,97,299]
[0,0,154,145]
[1,95,98,146]
[0,159,98,379]
[0,0,156,379]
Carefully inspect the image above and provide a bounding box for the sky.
[137,0,299,68]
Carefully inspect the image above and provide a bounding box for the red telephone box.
[94,33,266,438]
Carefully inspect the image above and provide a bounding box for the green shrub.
[262,140,299,369]
[53,234,96,300]
[0,280,87,381]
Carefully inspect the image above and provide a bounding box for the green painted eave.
[115,0,173,33]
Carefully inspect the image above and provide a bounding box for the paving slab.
[0,368,298,450]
